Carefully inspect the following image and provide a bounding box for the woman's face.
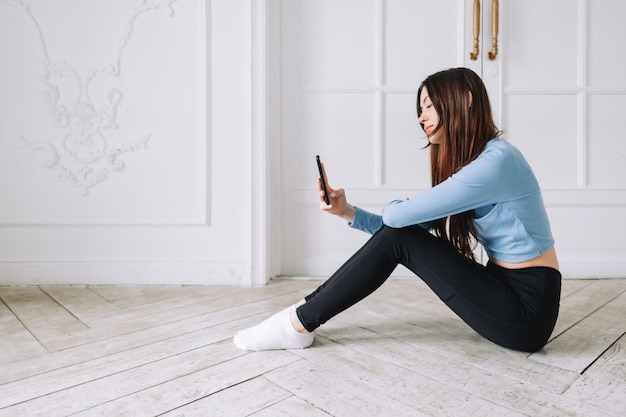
[418,86,442,144]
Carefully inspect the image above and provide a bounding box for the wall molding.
[246,0,271,286]
[0,261,251,286]
[0,0,211,228]
[3,0,181,195]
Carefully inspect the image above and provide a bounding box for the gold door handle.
[488,0,499,60]
[470,0,480,60]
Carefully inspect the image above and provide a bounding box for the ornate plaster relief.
[2,0,179,195]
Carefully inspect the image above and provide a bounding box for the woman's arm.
[382,141,514,228]
[317,161,433,235]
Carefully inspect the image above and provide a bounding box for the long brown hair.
[417,68,501,262]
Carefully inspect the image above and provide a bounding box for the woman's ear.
[468,91,473,107]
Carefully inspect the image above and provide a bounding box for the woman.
[234,67,561,353]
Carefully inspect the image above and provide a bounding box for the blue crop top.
[349,138,555,263]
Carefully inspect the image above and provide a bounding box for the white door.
[498,0,626,277]
[0,1,258,285]
[277,0,626,278]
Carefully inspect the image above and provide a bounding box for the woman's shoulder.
[479,138,539,189]
[455,139,513,181]
[476,138,529,172]
[468,139,503,166]
[482,138,518,159]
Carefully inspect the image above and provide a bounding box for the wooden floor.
[0,278,624,417]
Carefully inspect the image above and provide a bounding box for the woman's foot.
[233,305,314,351]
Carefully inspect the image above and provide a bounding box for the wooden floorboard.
[0,278,624,416]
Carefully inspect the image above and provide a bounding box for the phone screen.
[316,155,330,205]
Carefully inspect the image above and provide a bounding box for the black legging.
[296,225,561,352]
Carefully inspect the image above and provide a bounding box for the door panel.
[587,1,626,87]
[503,0,579,89]
[385,0,462,86]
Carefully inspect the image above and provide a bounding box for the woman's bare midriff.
[490,246,560,271]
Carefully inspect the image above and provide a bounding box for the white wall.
[0,0,266,285]
[0,1,624,285]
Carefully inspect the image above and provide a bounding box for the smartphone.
[316,155,330,205]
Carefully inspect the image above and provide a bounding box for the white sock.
[233,305,314,351]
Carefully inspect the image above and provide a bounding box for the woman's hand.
[317,162,356,222]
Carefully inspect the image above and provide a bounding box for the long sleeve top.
[348,138,555,263]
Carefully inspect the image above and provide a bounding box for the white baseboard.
[0,262,252,286]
